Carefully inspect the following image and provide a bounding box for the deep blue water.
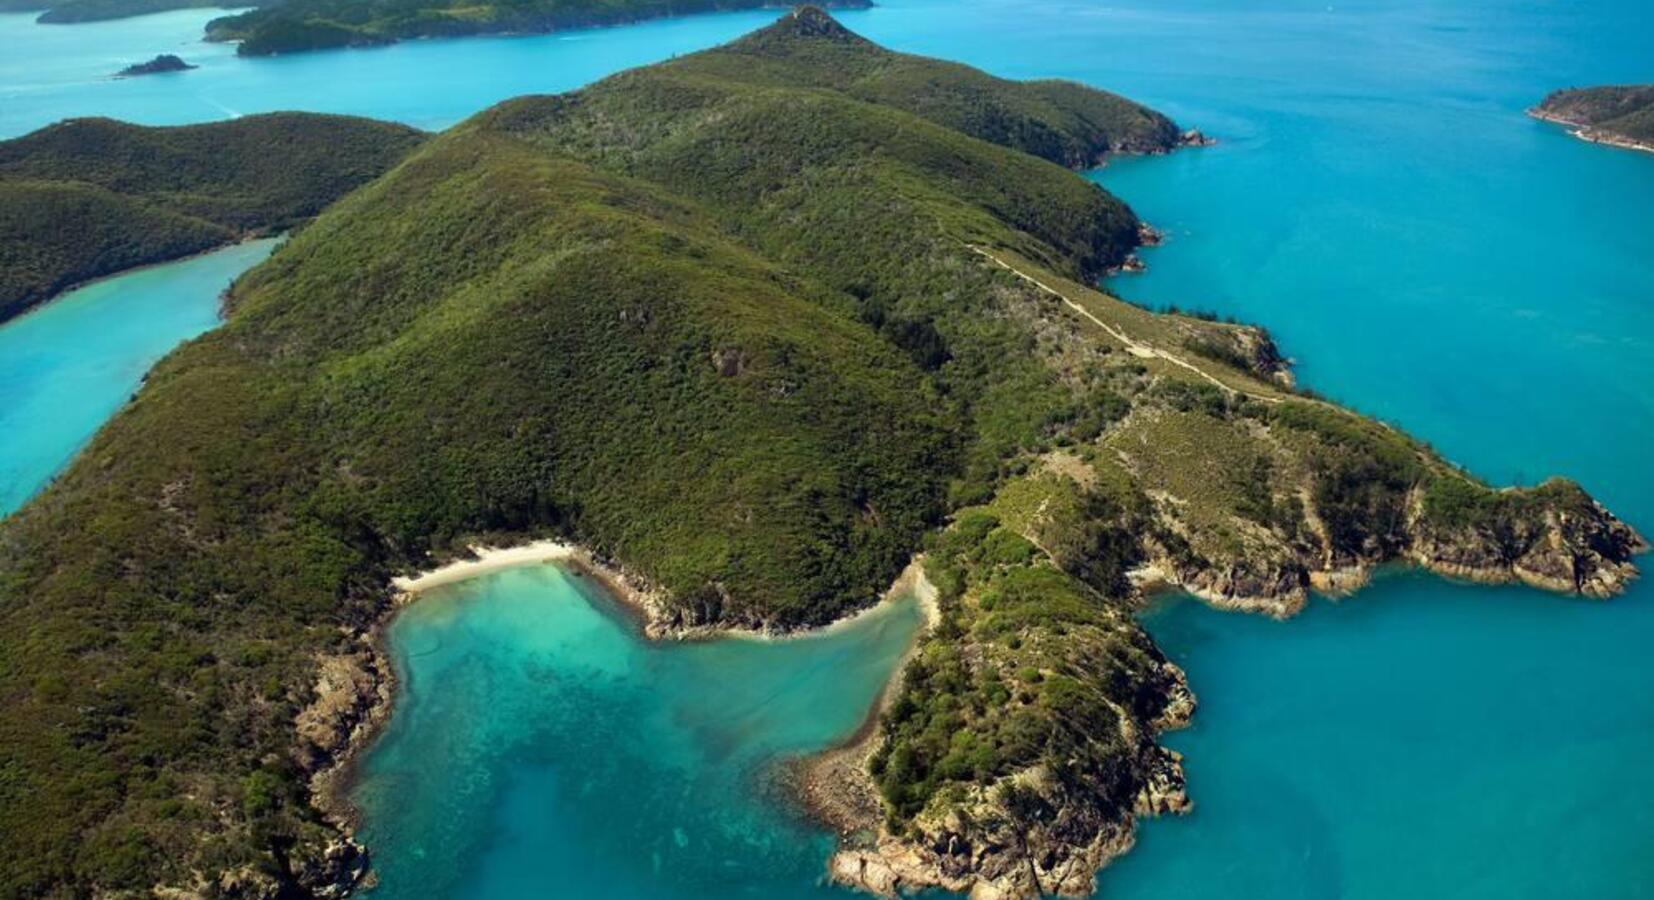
[1,0,1650,896]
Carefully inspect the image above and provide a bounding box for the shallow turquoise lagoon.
[1,0,1651,896]
[0,239,277,515]
[353,564,922,899]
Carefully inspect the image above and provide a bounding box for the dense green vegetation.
[0,9,1639,898]
[203,0,871,56]
[873,475,1174,824]
[1534,85,1654,147]
[0,113,423,322]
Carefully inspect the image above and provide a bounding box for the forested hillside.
[0,113,423,322]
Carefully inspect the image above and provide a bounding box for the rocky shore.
[270,467,1643,900]
[1530,108,1654,154]
[1528,86,1654,155]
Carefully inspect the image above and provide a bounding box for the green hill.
[0,113,424,323]
[1532,85,1654,150]
[0,9,1641,898]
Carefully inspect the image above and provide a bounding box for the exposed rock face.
[1409,487,1646,597]
[1177,128,1216,147]
[1229,325,1293,385]
[830,745,1189,899]
[287,838,371,899]
[294,653,386,768]
[1137,482,1643,619]
[1158,554,1309,618]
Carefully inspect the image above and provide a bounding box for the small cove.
[352,563,922,899]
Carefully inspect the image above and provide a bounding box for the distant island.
[6,0,236,24]
[0,114,422,323]
[0,9,1642,900]
[7,0,876,54]
[115,53,196,76]
[1531,85,1654,153]
[204,0,873,55]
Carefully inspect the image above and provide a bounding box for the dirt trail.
[969,245,1283,404]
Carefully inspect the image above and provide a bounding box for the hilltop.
[0,113,423,323]
[1531,85,1654,153]
[0,9,1641,899]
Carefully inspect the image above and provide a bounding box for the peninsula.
[0,113,423,323]
[0,9,1641,899]
[1531,85,1654,153]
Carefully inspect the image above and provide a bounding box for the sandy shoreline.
[390,539,582,593]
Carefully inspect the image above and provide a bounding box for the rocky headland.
[1530,85,1654,154]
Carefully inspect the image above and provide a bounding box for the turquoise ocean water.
[1,0,1650,896]
[353,565,921,899]
[0,239,276,514]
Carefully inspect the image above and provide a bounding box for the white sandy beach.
[391,540,580,593]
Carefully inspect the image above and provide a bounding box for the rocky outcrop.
[1159,555,1310,618]
[1135,481,1643,619]
[830,742,1188,899]
[1409,484,1645,597]
[1177,128,1216,148]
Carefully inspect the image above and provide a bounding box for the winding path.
[968,245,1283,404]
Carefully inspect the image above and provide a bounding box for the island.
[0,9,1642,899]
[0,113,423,323]
[23,0,235,24]
[203,0,875,56]
[1530,85,1654,153]
[115,53,197,76]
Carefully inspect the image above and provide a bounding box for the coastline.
[302,537,664,891]
[302,538,941,896]
[1527,107,1654,155]
[388,539,581,593]
[790,559,940,841]
[0,232,281,329]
